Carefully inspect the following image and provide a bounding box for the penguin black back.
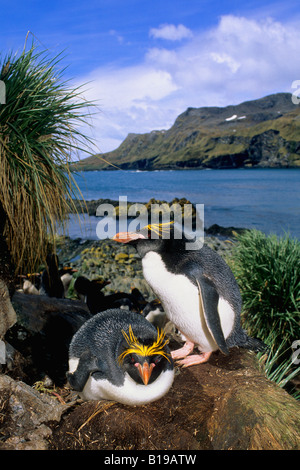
[74,276,143,314]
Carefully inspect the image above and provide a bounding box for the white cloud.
[109,29,124,44]
[210,52,240,74]
[82,64,178,113]
[149,23,193,41]
[78,15,300,154]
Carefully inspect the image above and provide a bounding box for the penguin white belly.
[79,370,174,406]
[142,251,235,352]
[68,356,174,405]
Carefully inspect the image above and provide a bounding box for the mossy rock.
[114,253,129,261]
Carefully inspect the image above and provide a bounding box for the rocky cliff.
[73,93,300,171]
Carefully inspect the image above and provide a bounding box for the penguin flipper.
[67,350,104,392]
[195,276,229,355]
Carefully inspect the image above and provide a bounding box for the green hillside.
[73,93,300,171]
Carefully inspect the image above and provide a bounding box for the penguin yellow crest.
[118,325,171,364]
[143,221,174,237]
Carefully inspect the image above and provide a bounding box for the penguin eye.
[153,356,162,365]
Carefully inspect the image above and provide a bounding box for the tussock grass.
[0,43,95,274]
[228,230,300,398]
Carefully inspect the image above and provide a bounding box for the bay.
[64,168,300,240]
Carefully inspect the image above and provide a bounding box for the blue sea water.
[64,168,300,240]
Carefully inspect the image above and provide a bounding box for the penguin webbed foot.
[171,340,213,367]
[171,340,195,360]
[175,351,212,368]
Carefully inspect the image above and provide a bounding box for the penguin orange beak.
[136,361,155,385]
[113,231,146,243]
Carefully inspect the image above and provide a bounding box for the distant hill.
[73,93,300,171]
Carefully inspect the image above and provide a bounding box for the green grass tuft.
[228,229,300,398]
[0,42,96,273]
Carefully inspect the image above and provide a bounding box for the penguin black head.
[74,275,91,296]
[74,276,110,296]
[113,223,190,260]
[118,325,171,385]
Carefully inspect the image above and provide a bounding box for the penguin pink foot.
[171,340,195,360]
[176,351,212,368]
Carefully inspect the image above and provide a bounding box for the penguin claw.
[171,340,195,360]
[176,352,212,368]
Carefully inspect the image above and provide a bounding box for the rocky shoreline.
[56,226,240,301]
[58,196,247,299]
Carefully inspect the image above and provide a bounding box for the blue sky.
[2,0,300,154]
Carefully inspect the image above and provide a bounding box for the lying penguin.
[67,308,174,405]
[113,223,266,367]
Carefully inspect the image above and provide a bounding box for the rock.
[0,340,6,364]
[0,374,66,450]
[48,349,300,450]
[5,292,92,385]
[205,224,246,237]
[11,291,91,333]
[0,279,16,339]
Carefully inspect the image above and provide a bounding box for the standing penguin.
[113,224,266,367]
[67,308,174,405]
[40,254,64,298]
[59,267,78,298]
